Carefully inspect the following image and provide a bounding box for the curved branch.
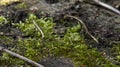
[93,0,120,15]
[65,15,99,43]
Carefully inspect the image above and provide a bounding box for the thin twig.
[93,0,120,15]
[0,46,44,67]
[65,15,99,43]
[32,20,45,38]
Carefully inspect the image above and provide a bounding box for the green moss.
[15,3,27,9]
[111,44,120,62]
[0,16,8,26]
[0,36,13,46]
[0,14,119,67]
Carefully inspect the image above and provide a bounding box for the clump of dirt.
[39,57,74,67]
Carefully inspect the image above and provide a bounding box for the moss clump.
[0,16,8,26]
[111,44,120,63]
[0,14,119,67]
[15,3,27,9]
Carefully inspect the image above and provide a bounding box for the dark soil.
[0,0,120,66]
[39,57,74,67]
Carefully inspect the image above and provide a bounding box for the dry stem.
[93,0,120,15]
[65,15,99,43]
[0,46,44,67]
[32,20,45,38]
